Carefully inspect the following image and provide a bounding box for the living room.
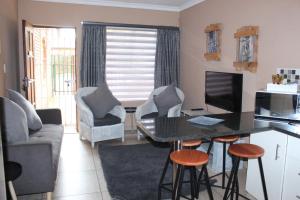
[1,0,300,200]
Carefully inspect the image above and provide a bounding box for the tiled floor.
[18,131,256,200]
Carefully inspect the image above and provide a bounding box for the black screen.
[205,71,243,112]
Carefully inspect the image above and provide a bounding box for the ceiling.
[34,0,206,11]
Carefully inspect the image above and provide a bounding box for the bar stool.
[158,140,202,199]
[171,149,213,200]
[198,135,239,190]
[223,144,268,200]
[182,139,202,149]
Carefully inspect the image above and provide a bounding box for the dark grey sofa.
[2,100,63,195]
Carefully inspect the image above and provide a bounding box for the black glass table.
[137,111,300,142]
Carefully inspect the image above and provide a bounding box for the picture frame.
[204,23,222,61]
[233,26,259,72]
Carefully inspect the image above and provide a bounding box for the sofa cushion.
[153,85,182,117]
[94,113,121,126]
[30,124,64,176]
[82,84,121,118]
[8,89,43,131]
[2,97,29,144]
[141,112,159,119]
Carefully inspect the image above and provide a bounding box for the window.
[106,26,157,101]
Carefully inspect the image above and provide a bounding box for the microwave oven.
[255,91,300,122]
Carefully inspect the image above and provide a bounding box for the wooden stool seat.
[182,139,202,147]
[170,149,213,200]
[214,135,239,143]
[229,143,264,159]
[170,149,208,167]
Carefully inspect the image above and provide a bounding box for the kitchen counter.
[255,119,300,139]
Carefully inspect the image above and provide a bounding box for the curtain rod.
[81,21,179,30]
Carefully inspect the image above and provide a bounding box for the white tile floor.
[18,131,256,200]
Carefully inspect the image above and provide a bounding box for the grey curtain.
[154,28,180,88]
[80,24,106,87]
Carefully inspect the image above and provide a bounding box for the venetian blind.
[106,26,157,101]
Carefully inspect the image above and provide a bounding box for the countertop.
[137,112,300,142]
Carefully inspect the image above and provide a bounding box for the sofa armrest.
[36,109,62,124]
[7,141,55,194]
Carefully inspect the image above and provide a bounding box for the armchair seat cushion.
[94,114,121,126]
[141,112,159,119]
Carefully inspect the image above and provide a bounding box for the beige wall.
[179,0,300,112]
[0,0,18,96]
[18,0,179,93]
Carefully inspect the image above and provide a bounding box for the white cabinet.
[282,136,300,200]
[246,130,288,200]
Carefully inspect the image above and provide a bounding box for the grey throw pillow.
[7,89,43,131]
[153,85,182,117]
[82,84,121,118]
[2,97,29,144]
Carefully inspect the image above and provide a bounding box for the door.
[246,130,288,200]
[33,27,77,132]
[22,20,36,105]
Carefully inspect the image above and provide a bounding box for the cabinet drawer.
[287,136,300,160]
[283,159,300,200]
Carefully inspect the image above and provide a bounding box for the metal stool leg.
[223,157,240,200]
[172,165,182,200]
[197,140,214,188]
[230,157,240,200]
[192,167,198,199]
[176,166,185,200]
[189,168,195,200]
[203,165,214,200]
[258,157,268,200]
[235,178,239,200]
[222,142,226,189]
[158,148,173,199]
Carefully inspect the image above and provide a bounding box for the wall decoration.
[233,26,259,72]
[204,23,222,61]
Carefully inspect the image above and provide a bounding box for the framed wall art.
[204,23,222,61]
[233,26,259,72]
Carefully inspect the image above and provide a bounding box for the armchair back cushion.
[153,84,182,116]
[7,89,42,131]
[2,97,29,144]
[82,84,121,118]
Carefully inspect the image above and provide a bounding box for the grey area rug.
[99,143,183,200]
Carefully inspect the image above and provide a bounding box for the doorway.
[33,27,77,133]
